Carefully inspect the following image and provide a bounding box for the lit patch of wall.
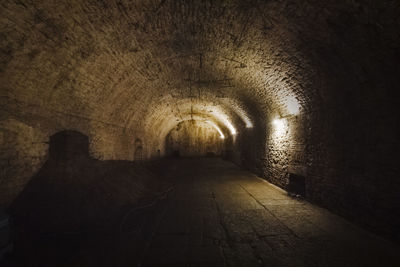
[272,118,288,139]
[208,106,237,135]
[220,98,254,128]
[265,117,291,187]
[263,114,308,190]
[241,114,253,128]
[206,120,225,139]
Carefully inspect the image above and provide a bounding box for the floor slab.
[141,158,400,267]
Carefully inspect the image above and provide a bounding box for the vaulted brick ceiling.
[2,0,400,240]
[2,0,327,146]
[2,0,399,158]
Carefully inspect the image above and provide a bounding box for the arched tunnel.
[0,0,399,266]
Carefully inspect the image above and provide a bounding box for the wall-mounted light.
[206,120,225,139]
[272,117,287,136]
[210,107,237,135]
[285,95,301,116]
[272,118,283,127]
[273,118,285,128]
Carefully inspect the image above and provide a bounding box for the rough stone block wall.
[303,67,400,240]
[0,100,139,208]
[1,0,399,242]
[227,0,400,241]
[0,119,48,207]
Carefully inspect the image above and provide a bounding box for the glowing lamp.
[206,120,225,139]
[272,118,286,135]
[285,95,301,115]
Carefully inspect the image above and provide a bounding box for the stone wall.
[1,0,399,241]
[0,100,138,208]
[0,119,47,207]
[165,120,224,157]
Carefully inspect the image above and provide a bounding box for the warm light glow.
[272,118,286,135]
[211,107,237,135]
[273,118,284,127]
[245,121,253,128]
[206,120,225,139]
[285,95,301,115]
[235,105,253,128]
[221,99,253,128]
[234,107,253,128]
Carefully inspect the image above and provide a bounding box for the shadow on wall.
[5,130,171,267]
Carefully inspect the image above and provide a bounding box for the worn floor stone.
[141,158,400,267]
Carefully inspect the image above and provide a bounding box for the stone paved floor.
[141,158,399,267]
